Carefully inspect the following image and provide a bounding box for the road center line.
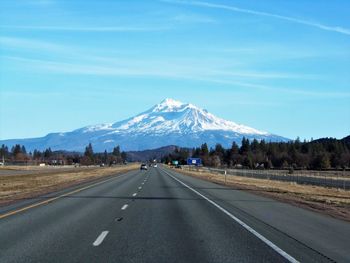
[93,231,109,247]
[121,204,128,210]
[132,193,137,197]
[162,169,299,263]
[138,186,142,190]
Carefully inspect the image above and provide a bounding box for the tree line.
[161,136,350,170]
[0,143,127,166]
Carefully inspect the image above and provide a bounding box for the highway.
[0,165,349,262]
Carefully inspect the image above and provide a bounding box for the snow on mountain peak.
[107,99,269,136]
[162,98,183,106]
[152,98,185,112]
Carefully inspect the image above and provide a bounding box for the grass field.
[0,164,138,206]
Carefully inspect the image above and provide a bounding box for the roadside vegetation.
[0,143,127,166]
[162,136,350,170]
[0,164,138,206]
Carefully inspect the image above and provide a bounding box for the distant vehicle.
[140,164,148,170]
[153,164,158,168]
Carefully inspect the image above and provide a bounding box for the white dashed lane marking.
[93,231,109,247]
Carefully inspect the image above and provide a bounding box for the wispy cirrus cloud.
[192,77,350,98]
[163,0,350,36]
[0,36,70,52]
[172,13,216,23]
[25,0,56,6]
[212,70,316,80]
[0,25,169,32]
[3,55,343,98]
[2,54,311,81]
[0,36,337,98]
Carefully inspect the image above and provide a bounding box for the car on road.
[153,164,158,168]
[140,164,148,170]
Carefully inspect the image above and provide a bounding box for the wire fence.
[184,166,350,190]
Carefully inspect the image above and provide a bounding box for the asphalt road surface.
[0,165,349,262]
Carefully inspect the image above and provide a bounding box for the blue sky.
[0,0,349,140]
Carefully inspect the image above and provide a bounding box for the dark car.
[140,164,148,170]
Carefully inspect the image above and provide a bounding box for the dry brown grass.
[0,164,138,206]
[177,168,350,222]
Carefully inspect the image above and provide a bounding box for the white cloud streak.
[0,36,69,52]
[3,55,346,98]
[1,37,344,98]
[163,0,350,36]
[2,54,310,81]
[172,13,216,23]
[0,25,169,32]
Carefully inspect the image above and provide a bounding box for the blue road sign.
[187,158,202,165]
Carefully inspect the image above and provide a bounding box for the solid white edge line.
[162,169,299,263]
[121,204,128,210]
[93,231,109,246]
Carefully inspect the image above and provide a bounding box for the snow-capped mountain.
[0,99,289,151]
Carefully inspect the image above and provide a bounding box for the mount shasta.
[1,99,289,151]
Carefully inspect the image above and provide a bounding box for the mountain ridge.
[0,98,289,151]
